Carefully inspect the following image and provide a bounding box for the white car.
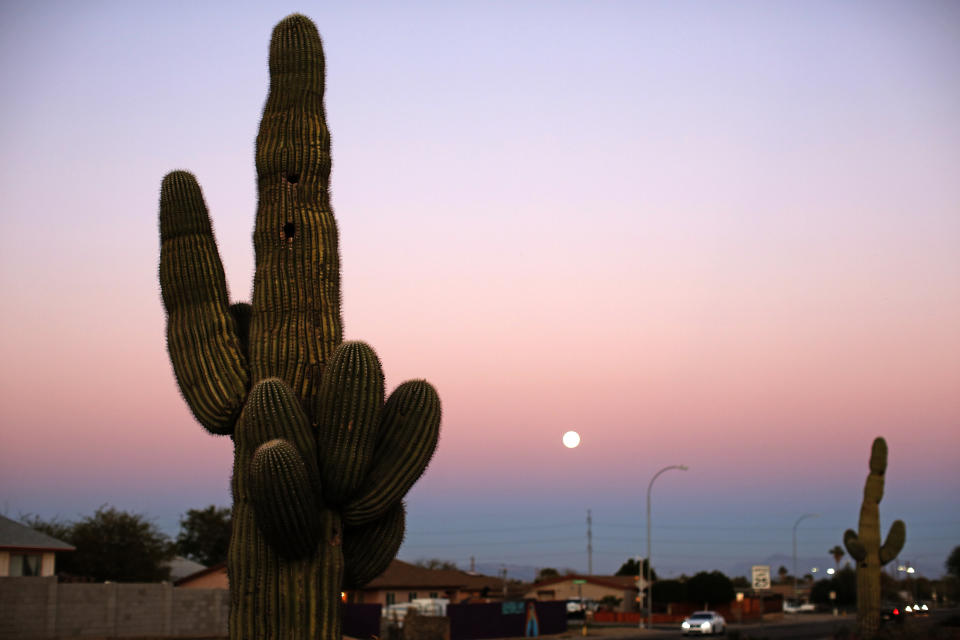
[783,599,816,613]
[681,611,726,636]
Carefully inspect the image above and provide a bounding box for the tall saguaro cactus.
[158,15,441,639]
[843,437,905,638]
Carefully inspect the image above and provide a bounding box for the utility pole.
[587,509,593,575]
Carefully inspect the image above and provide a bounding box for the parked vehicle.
[783,599,816,613]
[681,611,726,636]
[384,598,450,628]
[565,598,598,616]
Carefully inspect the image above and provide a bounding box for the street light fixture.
[643,464,688,630]
[793,513,818,599]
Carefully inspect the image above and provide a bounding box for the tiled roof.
[0,515,75,551]
[532,574,639,591]
[167,556,208,581]
[362,560,505,591]
[173,562,226,587]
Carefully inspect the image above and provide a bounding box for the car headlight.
[905,606,913,613]
[682,622,690,628]
[921,604,929,611]
[701,622,711,629]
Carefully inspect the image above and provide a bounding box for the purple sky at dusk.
[1,1,958,579]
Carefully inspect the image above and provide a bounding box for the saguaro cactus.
[843,437,905,638]
[158,14,440,639]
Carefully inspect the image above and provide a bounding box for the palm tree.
[829,545,845,570]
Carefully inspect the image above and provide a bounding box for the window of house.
[9,554,42,577]
[429,592,438,599]
[386,593,396,606]
[408,592,417,602]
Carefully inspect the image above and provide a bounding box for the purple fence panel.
[342,603,381,638]
[448,601,566,640]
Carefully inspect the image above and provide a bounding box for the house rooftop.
[0,514,75,552]
[532,573,639,591]
[364,559,505,591]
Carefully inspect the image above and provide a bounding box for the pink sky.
[1,1,958,577]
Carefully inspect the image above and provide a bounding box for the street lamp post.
[644,464,688,630]
[792,513,818,599]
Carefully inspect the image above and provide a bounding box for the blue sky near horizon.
[0,1,958,579]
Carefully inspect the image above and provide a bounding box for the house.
[347,560,513,606]
[166,556,211,582]
[523,574,642,612]
[0,514,74,577]
[175,562,227,588]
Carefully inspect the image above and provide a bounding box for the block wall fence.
[0,577,227,639]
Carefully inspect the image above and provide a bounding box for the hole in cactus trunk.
[284,222,295,241]
[286,172,299,184]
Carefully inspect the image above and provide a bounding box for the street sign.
[751,565,771,590]
[572,579,587,584]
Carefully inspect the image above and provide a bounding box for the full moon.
[562,430,581,448]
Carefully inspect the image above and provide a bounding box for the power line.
[409,520,960,536]
[402,536,584,549]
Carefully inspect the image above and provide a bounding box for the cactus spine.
[843,437,905,639]
[158,15,440,639]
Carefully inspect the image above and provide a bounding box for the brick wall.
[0,577,228,639]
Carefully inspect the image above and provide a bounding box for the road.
[574,608,959,640]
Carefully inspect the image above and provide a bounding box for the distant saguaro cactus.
[158,14,440,639]
[843,437,905,639]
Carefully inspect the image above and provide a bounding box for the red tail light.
[893,608,899,616]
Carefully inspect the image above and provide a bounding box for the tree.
[777,565,790,583]
[27,506,174,582]
[685,571,735,608]
[21,514,72,543]
[615,557,657,581]
[651,579,687,604]
[176,505,231,567]
[731,576,750,589]
[829,545,845,569]
[947,546,960,579]
[536,568,560,581]
[811,565,856,608]
[945,546,960,604]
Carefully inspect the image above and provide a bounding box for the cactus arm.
[238,378,320,460]
[313,341,385,505]
[235,378,322,542]
[879,520,906,565]
[250,439,323,556]
[343,380,441,526]
[159,170,249,435]
[343,502,406,588]
[250,14,342,401]
[844,529,866,562]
